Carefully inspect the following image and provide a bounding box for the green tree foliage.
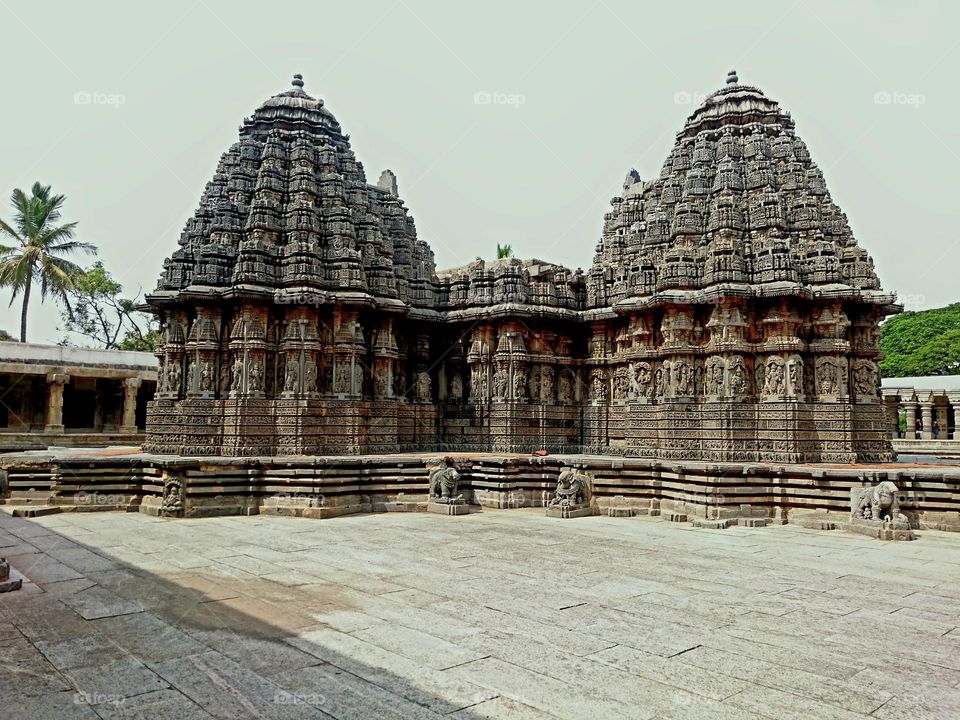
[59,261,156,350]
[0,183,96,341]
[496,243,513,259]
[119,328,160,352]
[0,328,13,341]
[879,303,960,377]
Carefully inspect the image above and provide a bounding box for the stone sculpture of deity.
[284,357,300,392]
[230,356,243,392]
[513,369,528,401]
[449,372,463,401]
[303,359,318,393]
[248,359,264,392]
[540,366,555,403]
[416,371,431,402]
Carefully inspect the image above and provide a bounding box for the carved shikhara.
[143,73,898,464]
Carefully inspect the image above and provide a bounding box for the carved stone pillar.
[949,394,960,440]
[466,325,494,404]
[921,398,934,441]
[372,319,398,400]
[121,378,142,433]
[904,400,918,439]
[883,395,900,440]
[227,309,268,399]
[44,373,69,433]
[332,309,364,398]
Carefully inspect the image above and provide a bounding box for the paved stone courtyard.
[1,509,959,720]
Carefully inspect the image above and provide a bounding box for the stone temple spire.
[291,73,304,89]
[726,69,738,85]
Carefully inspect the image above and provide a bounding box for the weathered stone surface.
[3,508,960,719]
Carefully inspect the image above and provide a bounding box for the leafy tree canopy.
[879,303,960,377]
[59,261,157,350]
[496,243,513,259]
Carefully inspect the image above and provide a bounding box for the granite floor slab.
[0,508,959,719]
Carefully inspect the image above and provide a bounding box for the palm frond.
[0,218,22,242]
[36,222,80,248]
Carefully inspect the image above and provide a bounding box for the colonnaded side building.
[144,71,896,464]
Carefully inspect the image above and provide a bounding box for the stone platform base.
[428,501,471,515]
[601,506,640,518]
[693,518,734,529]
[848,519,916,541]
[545,505,593,519]
[2,449,959,539]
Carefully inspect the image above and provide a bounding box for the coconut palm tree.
[0,183,96,342]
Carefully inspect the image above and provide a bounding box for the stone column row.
[42,373,143,434]
[889,393,958,440]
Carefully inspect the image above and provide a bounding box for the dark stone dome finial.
[292,73,304,89]
[726,69,738,85]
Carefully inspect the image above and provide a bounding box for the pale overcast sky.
[1,0,957,344]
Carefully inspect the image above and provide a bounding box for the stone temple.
[144,70,896,464]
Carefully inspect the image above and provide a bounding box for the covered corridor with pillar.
[882,376,960,458]
[0,343,157,452]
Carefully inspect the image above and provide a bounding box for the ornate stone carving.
[415,371,432,403]
[540,366,555,403]
[303,358,318,394]
[762,357,786,396]
[630,361,652,399]
[547,470,588,508]
[248,358,264,392]
[284,356,300,392]
[674,359,694,396]
[429,457,463,504]
[613,366,630,401]
[727,356,748,395]
[853,359,879,399]
[705,357,725,396]
[230,356,243,392]
[513,369,528,402]
[589,369,608,403]
[851,481,903,523]
[161,475,184,515]
[558,371,574,405]
[787,355,804,398]
[493,369,508,402]
[449,372,463,402]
